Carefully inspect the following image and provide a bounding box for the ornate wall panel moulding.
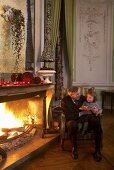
[81,0,108,3]
[79,0,106,71]
[74,0,112,85]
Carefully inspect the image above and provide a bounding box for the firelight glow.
[46,89,54,128]
[0,103,23,129]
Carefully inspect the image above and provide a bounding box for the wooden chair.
[55,87,103,150]
[60,113,95,150]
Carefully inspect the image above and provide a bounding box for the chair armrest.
[97,109,103,116]
[60,113,66,138]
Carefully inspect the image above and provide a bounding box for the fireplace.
[0,84,54,159]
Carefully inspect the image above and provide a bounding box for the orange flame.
[0,103,23,131]
[46,89,54,128]
[0,91,53,133]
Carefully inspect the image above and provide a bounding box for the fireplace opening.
[0,87,54,152]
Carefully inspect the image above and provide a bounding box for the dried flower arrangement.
[1,5,25,62]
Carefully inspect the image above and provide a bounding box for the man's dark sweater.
[61,95,86,121]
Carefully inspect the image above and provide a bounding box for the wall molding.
[73,0,113,86]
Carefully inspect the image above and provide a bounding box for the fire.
[0,90,54,135]
[0,103,23,130]
[46,89,54,128]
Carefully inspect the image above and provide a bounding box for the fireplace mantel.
[0,84,54,102]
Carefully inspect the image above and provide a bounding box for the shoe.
[72,147,78,160]
[93,150,102,162]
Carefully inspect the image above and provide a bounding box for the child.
[78,89,102,135]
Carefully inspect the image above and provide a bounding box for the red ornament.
[19,82,23,85]
[22,72,33,84]
[13,82,17,85]
[3,81,7,85]
[22,81,25,85]
[27,81,30,85]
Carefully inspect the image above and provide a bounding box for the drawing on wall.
[0,0,35,73]
[79,1,106,71]
[0,0,26,73]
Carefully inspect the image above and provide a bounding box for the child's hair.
[86,87,97,102]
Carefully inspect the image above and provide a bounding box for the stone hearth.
[1,133,59,170]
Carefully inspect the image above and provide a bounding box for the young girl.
[78,89,102,135]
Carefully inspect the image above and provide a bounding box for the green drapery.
[51,0,62,57]
[64,0,74,86]
[112,4,114,82]
[26,0,34,70]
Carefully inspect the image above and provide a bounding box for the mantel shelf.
[0,84,55,103]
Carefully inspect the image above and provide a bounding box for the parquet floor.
[14,110,114,170]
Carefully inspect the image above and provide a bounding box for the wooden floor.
[14,110,114,170]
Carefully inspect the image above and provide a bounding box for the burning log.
[2,127,25,133]
[7,132,19,139]
[0,124,37,144]
[0,133,8,140]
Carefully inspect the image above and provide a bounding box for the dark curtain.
[26,0,34,70]
[55,0,64,100]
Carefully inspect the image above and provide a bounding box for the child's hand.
[95,109,103,116]
[91,106,99,114]
[79,106,88,111]
[91,106,98,112]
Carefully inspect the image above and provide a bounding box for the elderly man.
[61,86,103,161]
